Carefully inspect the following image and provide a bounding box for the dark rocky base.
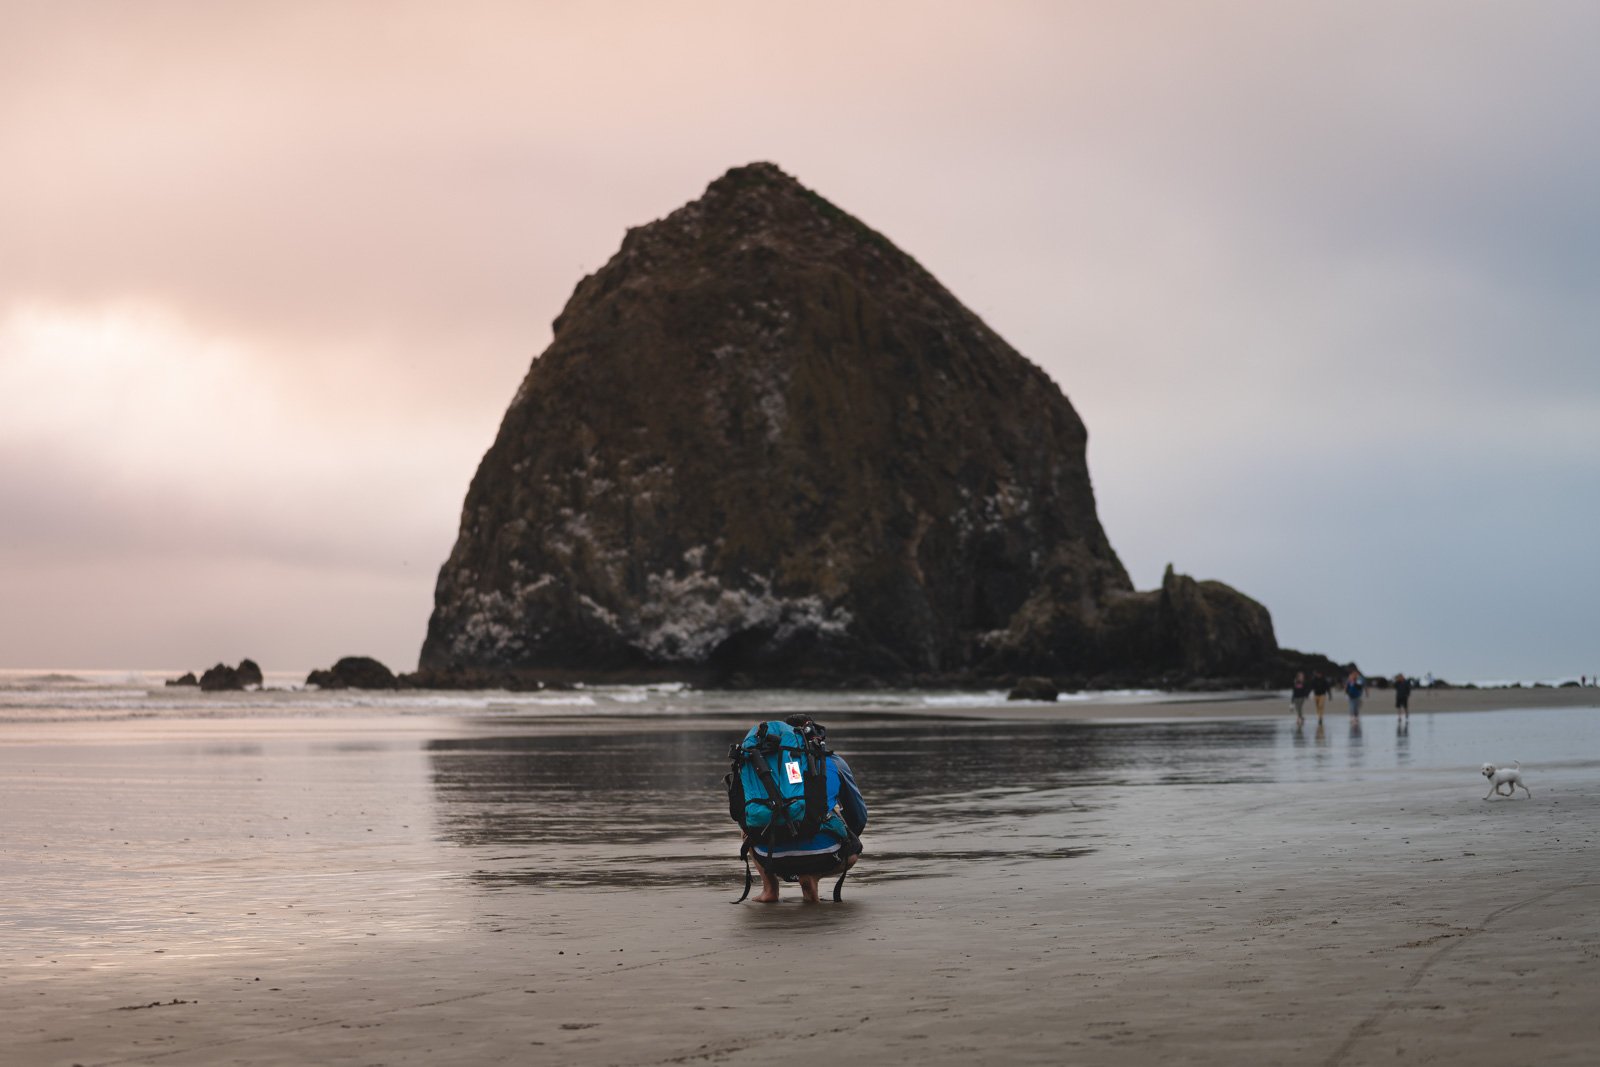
[1007,677,1060,701]
[399,648,1344,695]
[1274,647,1350,684]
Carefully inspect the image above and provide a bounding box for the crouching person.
[728,715,868,903]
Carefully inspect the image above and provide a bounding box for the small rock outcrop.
[420,163,1290,685]
[306,657,400,690]
[1007,677,1059,702]
[190,660,264,691]
[236,659,263,688]
[199,663,243,691]
[165,671,199,687]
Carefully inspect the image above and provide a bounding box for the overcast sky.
[3,1,1596,681]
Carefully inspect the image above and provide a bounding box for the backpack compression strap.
[732,839,753,904]
[743,748,797,835]
[801,739,829,838]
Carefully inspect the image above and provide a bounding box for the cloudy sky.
[3,1,1596,680]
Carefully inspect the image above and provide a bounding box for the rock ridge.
[420,163,1289,685]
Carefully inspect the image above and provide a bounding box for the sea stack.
[420,163,1279,685]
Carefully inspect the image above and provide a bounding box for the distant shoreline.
[1011,682,1600,722]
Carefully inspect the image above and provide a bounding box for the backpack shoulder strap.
[800,737,830,836]
[739,738,798,837]
[732,839,754,904]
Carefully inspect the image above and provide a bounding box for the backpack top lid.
[784,714,826,744]
[739,718,803,756]
[736,717,830,757]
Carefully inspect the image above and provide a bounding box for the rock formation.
[1007,677,1059,702]
[236,658,264,688]
[199,663,245,691]
[306,656,400,690]
[169,660,262,691]
[420,163,1287,686]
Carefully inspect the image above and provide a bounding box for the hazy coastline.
[2,668,1597,732]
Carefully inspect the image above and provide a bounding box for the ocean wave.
[921,691,1012,706]
[0,669,1274,726]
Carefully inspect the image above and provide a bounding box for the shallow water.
[3,703,1595,965]
[428,708,1599,889]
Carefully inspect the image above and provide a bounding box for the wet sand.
[3,693,1598,1065]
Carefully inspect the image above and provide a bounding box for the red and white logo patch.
[784,760,804,785]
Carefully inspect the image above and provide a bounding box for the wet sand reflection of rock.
[425,718,1280,890]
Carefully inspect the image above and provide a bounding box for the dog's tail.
[1514,760,1522,769]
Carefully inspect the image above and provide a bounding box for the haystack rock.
[420,163,1282,685]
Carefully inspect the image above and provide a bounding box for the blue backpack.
[726,718,861,903]
[726,719,830,841]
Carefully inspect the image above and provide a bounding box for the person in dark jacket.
[1311,672,1330,720]
[1394,673,1412,717]
[1290,672,1311,723]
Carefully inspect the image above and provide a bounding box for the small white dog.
[1481,761,1532,799]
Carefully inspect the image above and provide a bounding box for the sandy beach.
[3,686,1597,1065]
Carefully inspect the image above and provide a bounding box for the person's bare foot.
[798,877,821,904]
[752,861,781,903]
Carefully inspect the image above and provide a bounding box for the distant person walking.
[1290,672,1310,723]
[1345,669,1365,718]
[1311,672,1330,720]
[1393,673,1412,717]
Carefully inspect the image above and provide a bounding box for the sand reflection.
[426,718,1281,890]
